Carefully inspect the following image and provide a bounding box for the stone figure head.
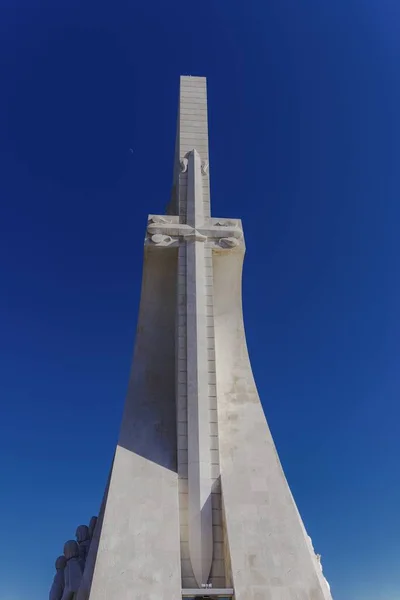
[50,555,67,600]
[88,516,98,539]
[63,540,80,561]
[76,525,90,544]
[55,555,67,571]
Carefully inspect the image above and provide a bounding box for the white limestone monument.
[54,76,333,600]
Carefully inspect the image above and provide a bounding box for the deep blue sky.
[0,0,399,598]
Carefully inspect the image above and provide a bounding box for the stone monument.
[51,76,333,600]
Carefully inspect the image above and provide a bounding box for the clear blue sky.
[0,0,399,598]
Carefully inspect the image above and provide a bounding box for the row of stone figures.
[49,516,97,600]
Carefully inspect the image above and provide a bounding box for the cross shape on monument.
[146,152,243,250]
[145,148,244,588]
[147,213,242,248]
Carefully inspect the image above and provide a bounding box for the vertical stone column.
[182,147,213,586]
[168,76,210,219]
[186,234,212,586]
[174,76,226,589]
[176,242,191,584]
[173,76,215,588]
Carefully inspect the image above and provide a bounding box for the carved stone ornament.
[215,219,239,228]
[219,237,240,248]
[148,216,171,225]
[201,161,209,175]
[184,230,207,242]
[180,158,188,173]
[150,233,176,246]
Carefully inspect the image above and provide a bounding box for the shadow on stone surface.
[117,246,178,472]
[77,456,114,600]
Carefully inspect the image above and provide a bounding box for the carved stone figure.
[149,233,177,246]
[88,516,98,540]
[61,540,83,600]
[201,161,209,175]
[49,555,67,600]
[219,236,240,248]
[214,219,238,228]
[76,525,91,570]
[148,215,171,225]
[180,157,188,172]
